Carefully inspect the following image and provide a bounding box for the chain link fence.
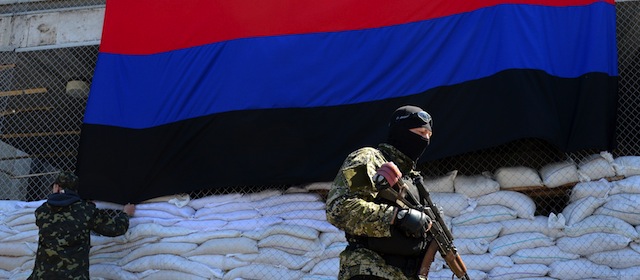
[1,1,639,279]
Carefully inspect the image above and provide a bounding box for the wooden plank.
[0,151,76,162]
[0,87,47,97]
[0,64,15,71]
[0,130,80,139]
[0,106,52,116]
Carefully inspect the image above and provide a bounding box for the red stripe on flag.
[100,0,614,55]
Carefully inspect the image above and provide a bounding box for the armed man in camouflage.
[28,171,135,280]
[326,105,435,280]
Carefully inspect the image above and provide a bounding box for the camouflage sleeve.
[326,147,395,238]
[90,205,130,237]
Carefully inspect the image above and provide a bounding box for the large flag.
[77,0,618,204]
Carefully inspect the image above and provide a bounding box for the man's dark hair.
[54,171,79,191]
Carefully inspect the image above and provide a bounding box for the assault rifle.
[376,176,469,280]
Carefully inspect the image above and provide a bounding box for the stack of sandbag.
[1,188,346,280]
[421,156,640,280]
[0,200,42,280]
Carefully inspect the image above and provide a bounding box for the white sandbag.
[550,212,568,230]
[195,208,260,220]
[93,200,126,210]
[460,253,513,271]
[90,263,138,280]
[577,152,616,181]
[184,237,258,256]
[1,229,38,243]
[90,234,127,247]
[161,229,241,243]
[118,242,198,265]
[0,269,10,279]
[630,241,640,253]
[320,242,348,260]
[511,246,580,265]
[319,232,346,246]
[232,247,312,270]
[188,193,245,209]
[91,236,159,255]
[223,263,304,280]
[0,242,35,257]
[5,213,35,227]
[454,173,500,198]
[453,238,489,255]
[258,234,324,255]
[125,224,197,240]
[123,254,223,278]
[20,258,34,270]
[253,192,322,208]
[488,264,549,280]
[279,209,328,220]
[244,189,284,202]
[0,200,25,212]
[11,223,38,232]
[310,258,339,276]
[282,219,341,233]
[133,209,185,220]
[494,166,543,189]
[500,216,564,238]
[539,161,580,188]
[140,270,209,280]
[301,275,338,280]
[452,222,502,242]
[594,193,640,225]
[451,205,517,226]
[244,224,320,241]
[194,200,256,215]
[588,247,640,269]
[91,250,132,264]
[430,192,472,217]
[0,255,31,271]
[128,217,180,228]
[613,156,640,177]
[136,202,195,217]
[564,215,639,239]
[548,258,617,279]
[7,270,30,280]
[257,201,326,216]
[475,190,536,220]
[188,255,250,271]
[422,170,457,193]
[222,216,283,231]
[616,266,640,280]
[489,232,554,256]
[569,179,611,202]
[561,196,606,226]
[172,219,228,230]
[611,175,640,194]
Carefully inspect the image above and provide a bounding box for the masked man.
[326,105,434,280]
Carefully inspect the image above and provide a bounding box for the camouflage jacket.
[326,143,424,280]
[28,192,129,280]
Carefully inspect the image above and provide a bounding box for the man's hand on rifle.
[393,208,432,238]
[374,162,402,187]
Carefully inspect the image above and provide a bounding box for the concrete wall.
[0,4,104,51]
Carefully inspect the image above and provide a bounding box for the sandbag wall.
[1,189,344,280]
[1,154,640,279]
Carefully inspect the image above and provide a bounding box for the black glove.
[395,208,431,238]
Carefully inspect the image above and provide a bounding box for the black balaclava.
[387,105,433,162]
